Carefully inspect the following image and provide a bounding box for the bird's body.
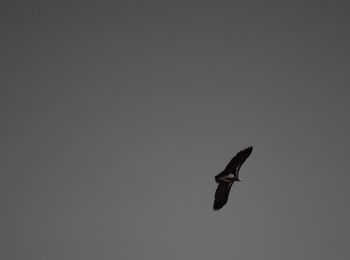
[213,146,253,211]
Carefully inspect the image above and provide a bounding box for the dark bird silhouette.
[213,146,253,211]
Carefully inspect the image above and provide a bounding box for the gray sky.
[1,1,350,259]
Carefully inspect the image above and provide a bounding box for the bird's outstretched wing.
[224,146,253,176]
[213,181,234,210]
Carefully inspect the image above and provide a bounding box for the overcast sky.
[1,1,350,259]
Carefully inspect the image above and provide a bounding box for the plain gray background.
[1,1,350,259]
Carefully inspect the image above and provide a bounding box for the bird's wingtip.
[213,205,220,211]
[246,146,253,151]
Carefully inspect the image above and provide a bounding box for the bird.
[213,146,253,211]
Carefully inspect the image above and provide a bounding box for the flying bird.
[213,146,253,211]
